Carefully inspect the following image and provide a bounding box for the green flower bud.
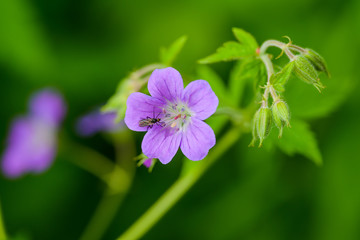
[250,107,272,147]
[304,49,330,77]
[293,55,324,92]
[272,99,290,138]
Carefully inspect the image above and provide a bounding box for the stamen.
[162,101,193,133]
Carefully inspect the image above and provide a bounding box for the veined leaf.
[273,119,322,165]
[198,41,254,64]
[271,61,295,92]
[160,35,187,66]
[229,58,264,105]
[199,28,258,64]
[232,28,258,52]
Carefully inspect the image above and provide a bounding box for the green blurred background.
[0,0,359,239]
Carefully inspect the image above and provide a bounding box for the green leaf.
[232,28,258,51]
[160,35,187,66]
[229,58,258,104]
[229,58,266,106]
[273,119,322,165]
[271,61,295,92]
[199,41,254,64]
[199,28,258,64]
[195,65,231,106]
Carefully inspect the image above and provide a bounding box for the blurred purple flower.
[1,89,66,178]
[125,67,218,164]
[29,90,66,126]
[76,110,123,137]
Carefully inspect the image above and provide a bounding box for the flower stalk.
[117,126,243,240]
[79,132,136,240]
[0,200,7,240]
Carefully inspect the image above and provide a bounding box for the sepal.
[304,48,330,77]
[293,56,324,92]
[272,99,290,137]
[250,106,272,147]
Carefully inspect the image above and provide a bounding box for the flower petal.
[180,118,215,161]
[125,92,165,132]
[29,89,66,126]
[182,80,219,120]
[1,117,56,178]
[143,158,153,168]
[142,126,181,164]
[77,110,123,136]
[148,67,184,102]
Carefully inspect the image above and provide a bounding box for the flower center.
[161,101,192,132]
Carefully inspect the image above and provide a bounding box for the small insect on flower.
[138,111,165,130]
[125,67,218,164]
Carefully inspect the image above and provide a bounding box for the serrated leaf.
[271,61,295,92]
[160,35,187,66]
[195,65,231,106]
[273,119,322,165]
[232,28,258,51]
[199,41,254,64]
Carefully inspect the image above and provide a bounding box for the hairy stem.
[259,40,286,55]
[0,200,7,240]
[215,107,243,124]
[116,127,242,240]
[260,39,295,61]
[260,54,274,82]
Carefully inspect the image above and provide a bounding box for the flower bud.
[293,55,324,92]
[304,49,330,77]
[250,106,272,147]
[135,153,156,172]
[272,99,290,137]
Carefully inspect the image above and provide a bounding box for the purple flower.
[29,89,66,126]
[125,67,218,164]
[143,158,153,168]
[2,89,66,178]
[76,110,123,137]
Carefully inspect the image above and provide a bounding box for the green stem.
[0,200,7,240]
[116,127,242,240]
[65,144,115,183]
[59,133,115,184]
[215,107,244,124]
[79,132,136,240]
